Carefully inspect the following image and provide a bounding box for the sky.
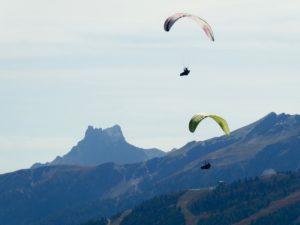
[0,0,299,174]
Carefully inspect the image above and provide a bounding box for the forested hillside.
[83,171,300,225]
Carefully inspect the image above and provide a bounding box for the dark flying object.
[201,162,211,170]
[180,67,190,76]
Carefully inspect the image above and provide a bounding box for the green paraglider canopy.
[189,113,230,136]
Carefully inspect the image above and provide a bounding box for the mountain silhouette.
[32,125,165,168]
[1,112,300,225]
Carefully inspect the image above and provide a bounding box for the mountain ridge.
[1,112,300,225]
[32,124,165,168]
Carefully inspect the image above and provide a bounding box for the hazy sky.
[0,0,299,174]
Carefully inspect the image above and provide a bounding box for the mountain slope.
[86,171,300,225]
[32,125,165,168]
[1,112,300,225]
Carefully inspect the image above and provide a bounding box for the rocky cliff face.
[32,125,165,168]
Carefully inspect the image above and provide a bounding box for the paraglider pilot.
[201,161,211,170]
[180,67,190,76]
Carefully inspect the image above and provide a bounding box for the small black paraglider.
[201,161,211,170]
[180,67,190,76]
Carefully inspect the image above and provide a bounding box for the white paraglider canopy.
[164,13,215,41]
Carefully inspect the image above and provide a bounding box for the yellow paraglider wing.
[189,114,208,133]
[189,113,230,136]
[208,115,230,136]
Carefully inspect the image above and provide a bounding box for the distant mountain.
[32,125,165,168]
[1,112,300,225]
[84,171,300,225]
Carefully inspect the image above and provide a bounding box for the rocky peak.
[84,125,125,142]
[84,126,102,138]
[32,124,164,168]
[103,125,124,142]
